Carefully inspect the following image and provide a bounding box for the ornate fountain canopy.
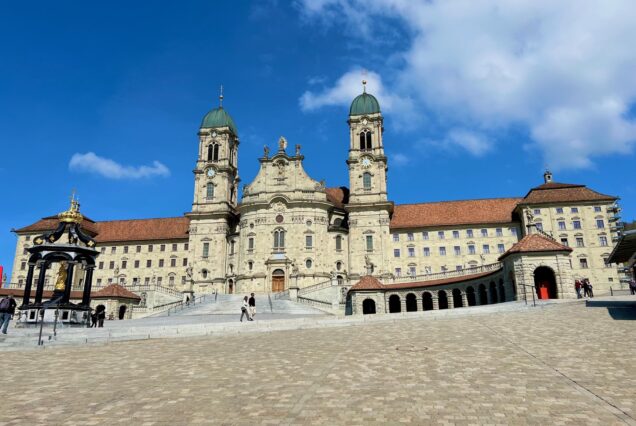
[58,196,84,224]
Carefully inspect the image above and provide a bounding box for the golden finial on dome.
[219,84,224,108]
[58,190,84,224]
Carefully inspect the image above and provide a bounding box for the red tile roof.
[349,269,502,293]
[93,284,141,300]
[498,233,572,260]
[15,216,189,243]
[521,182,616,205]
[326,187,348,209]
[390,198,522,229]
[350,275,383,291]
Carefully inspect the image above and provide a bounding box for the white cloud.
[69,152,170,179]
[299,0,636,169]
[300,69,408,113]
[391,152,411,166]
[445,130,492,157]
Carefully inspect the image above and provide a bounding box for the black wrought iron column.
[21,263,36,306]
[81,266,94,307]
[62,262,75,303]
[34,261,48,304]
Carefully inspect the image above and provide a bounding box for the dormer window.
[359,130,372,151]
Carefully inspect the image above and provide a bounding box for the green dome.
[201,107,238,134]
[349,92,381,116]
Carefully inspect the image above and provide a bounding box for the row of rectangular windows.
[99,243,189,255]
[19,258,189,271]
[394,244,506,257]
[392,228,518,242]
[560,236,609,247]
[534,206,603,215]
[550,219,606,230]
[392,255,609,277]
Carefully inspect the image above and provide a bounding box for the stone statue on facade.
[295,144,301,156]
[278,136,287,152]
[263,145,269,158]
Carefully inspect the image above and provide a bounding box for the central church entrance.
[272,269,285,292]
[534,266,558,299]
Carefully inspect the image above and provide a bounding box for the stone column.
[448,292,455,309]
[21,263,36,307]
[475,292,481,306]
[81,266,94,307]
[401,297,407,313]
[62,262,75,303]
[34,261,48,305]
[461,291,468,307]
[432,296,439,310]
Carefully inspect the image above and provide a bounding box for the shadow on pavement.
[607,307,636,320]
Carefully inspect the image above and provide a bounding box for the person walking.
[248,293,256,319]
[574,280,582,299]
[96,305,106,328]
[582,280,590,298]
[90,309,98,328]
[586,279,594,298]
[0,294,17,334]
[240,296,253,322]
[630,278,636,295]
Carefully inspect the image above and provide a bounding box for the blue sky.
[1,0,635,281]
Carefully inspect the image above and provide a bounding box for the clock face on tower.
[361,157,372,168]
[206,168,216,178]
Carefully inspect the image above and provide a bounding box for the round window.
[276,214,284,223]
[336,261,342,271]
[306,259,312,269]
[202,269,208,279]
[250,223,254,229]
[306,220,312,226]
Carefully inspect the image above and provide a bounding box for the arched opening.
[362,298,376,315]
[422,292,433,311]
[452,288,463,308]
[118,305,127,320]
[405,293,417,312]
[534,266,558,299]
[273,229,285,251]
[228,279,234,294]
[388,294,401,313]
[489,281,498,304]
[466,286,476,306]
[271,269,285,292]
[438,290,448,310]
[498,279,506,302]
[478,284,488,305]
[207,144,220,161]
[359,131,373,151]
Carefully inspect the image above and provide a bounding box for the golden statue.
[54,261,68,292]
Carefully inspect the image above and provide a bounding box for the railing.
[297,295,334,311]
[298,278,333,296]
[273,290,290,300]
[125,283,182,297]
[386,262,503,285]
[135,294,208,317]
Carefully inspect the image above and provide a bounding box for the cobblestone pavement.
[2,303,635,425]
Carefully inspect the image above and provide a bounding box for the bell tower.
[186,87,240,295]
[347,80,388,204]
[345,81,393,281]
[191,87,240,214]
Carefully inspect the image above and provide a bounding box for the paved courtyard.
[2,302,636,425]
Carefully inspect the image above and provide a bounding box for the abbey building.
[8,88,627,310]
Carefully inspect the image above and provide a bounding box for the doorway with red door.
[533,266,558,299]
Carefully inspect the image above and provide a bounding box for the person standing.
[586,279,594,298]
[630,278,636,295]
[582,280,590,298]
[248,293,256,319]
[0,294,17,334]
[574,280,582,299]
[240,296,253,322]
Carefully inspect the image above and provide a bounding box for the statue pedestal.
[17,305,90,327]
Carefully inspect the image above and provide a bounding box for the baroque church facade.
[9,88,626,311]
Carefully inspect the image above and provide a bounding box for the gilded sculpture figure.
[54,261,68,292]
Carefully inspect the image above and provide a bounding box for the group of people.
[240,293,256,322]
[89,305,106,328]
[574,279,594,298]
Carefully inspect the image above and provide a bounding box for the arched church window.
[273,229,285,251]
[335,235,342,251]
[208,144,220,161]
[206,183,214,200]
[359,131,372,151]
[363,172,372,190]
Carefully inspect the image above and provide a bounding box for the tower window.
[362,172,372,190]
[274,229,285,251]
[206,183,214,200]
[207,144,220,161]
[359,131,372,151]
[335,235,342,251]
